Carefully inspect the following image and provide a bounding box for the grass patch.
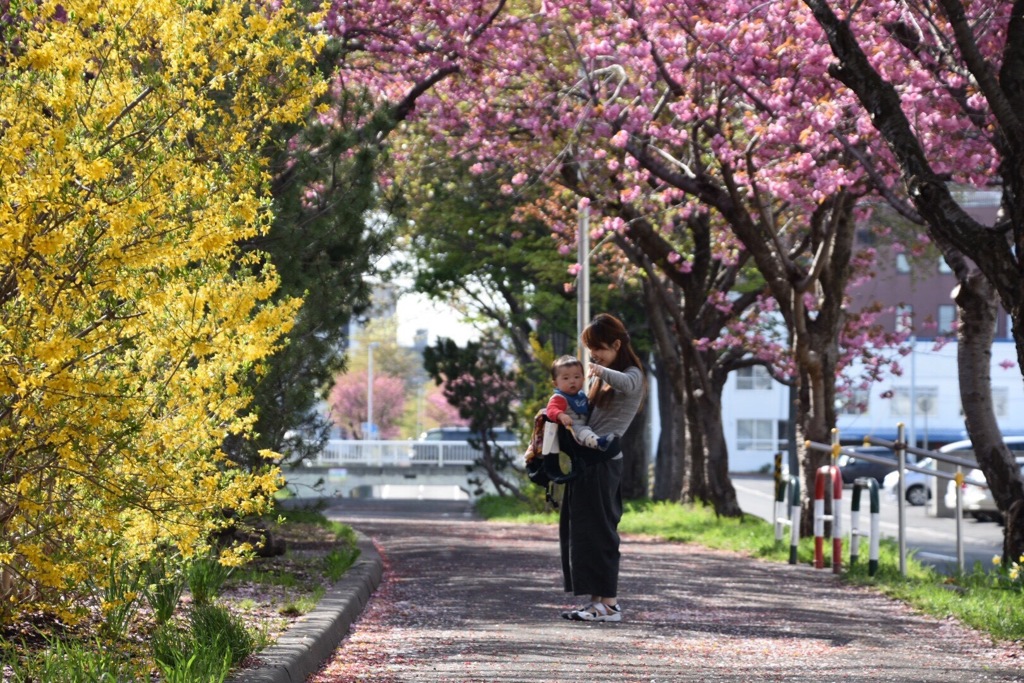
[5,635,148,682]
[280,586,326,617]
[477,495,1024,644]
[274,502,336,526]
[475,493,559,524]
[324,547,359,582]
[231,567,301,588]
[152,603,265,682]
[1,500,360,681]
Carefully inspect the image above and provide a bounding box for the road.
[732,475,1005,573]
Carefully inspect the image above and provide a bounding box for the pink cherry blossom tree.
[389,0,915,519]
[317,2,938,522]
[801,0,1024,558]
[424,385,469,430]
[329,371,407,440]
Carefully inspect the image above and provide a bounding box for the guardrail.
[773,470,801,565]
[316,440,416,467]
[849,477,880,576]
[860,425,984,575]
[813,463,843,573]
[310,439,521,468]
[808,424,988,576]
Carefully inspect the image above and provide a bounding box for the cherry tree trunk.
[795,321,842,537]
[621,399,650,500]
[653,359,686,501]
[687,364,741,517]
[955,273,1024,561]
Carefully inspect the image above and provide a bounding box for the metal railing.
[861,425,985,575]
[808,424,988,576]
[310,439,521,468]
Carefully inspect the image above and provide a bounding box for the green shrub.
[152,603,262,682]
[187,554,232,605]
[143,555,187,625]
[189,603,259,664]
[87,549,145,639]
[6,635,145,682]
[323,547,360,582]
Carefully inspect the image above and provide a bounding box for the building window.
[895,253,911,273]
[736,366,773,390]
[895,305,913,335]
[837,388,870,415]
[937,305,957,335]
[737,419,776,450]
[890,387,939,417]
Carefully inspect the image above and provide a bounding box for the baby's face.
[554,365,585,395]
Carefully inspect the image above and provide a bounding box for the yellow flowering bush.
[0,0,325,624]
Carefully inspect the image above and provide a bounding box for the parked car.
[410,427,519,463]
[882,457,934,507]
[943,457,1024,523]
[838,446,900,486]
[941,436,1024,522]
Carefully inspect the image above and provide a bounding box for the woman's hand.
[588,362,605,379]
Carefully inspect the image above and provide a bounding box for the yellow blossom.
[0,0,323,626]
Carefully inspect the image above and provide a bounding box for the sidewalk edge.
[230,531,382,683]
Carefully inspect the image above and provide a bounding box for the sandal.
[571,602,622,622]
[561,602,593,620]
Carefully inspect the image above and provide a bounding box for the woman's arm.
[588,366,644,437]
[592,364,644,396]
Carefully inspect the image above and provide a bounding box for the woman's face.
[588,340,620,367]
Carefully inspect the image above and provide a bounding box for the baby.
[545,355,614,451]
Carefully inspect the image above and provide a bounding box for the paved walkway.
[301,499,1022,683]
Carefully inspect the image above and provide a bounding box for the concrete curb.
[229,531,383,683]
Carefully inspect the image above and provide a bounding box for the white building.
[721,338,1024,473]
[721,198,1024,472]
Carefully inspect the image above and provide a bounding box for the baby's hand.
[558,414,574,426]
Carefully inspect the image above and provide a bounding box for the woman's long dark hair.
[582,313,646,409]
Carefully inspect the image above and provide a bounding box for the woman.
[559,313,646,622]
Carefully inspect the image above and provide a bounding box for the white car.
[937,438,1024,524]
[944,455,1024,523]
[882,457,934,507]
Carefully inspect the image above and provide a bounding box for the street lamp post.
[909,335,917,449]
[577,199,590,371]
[366,342,380,439]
